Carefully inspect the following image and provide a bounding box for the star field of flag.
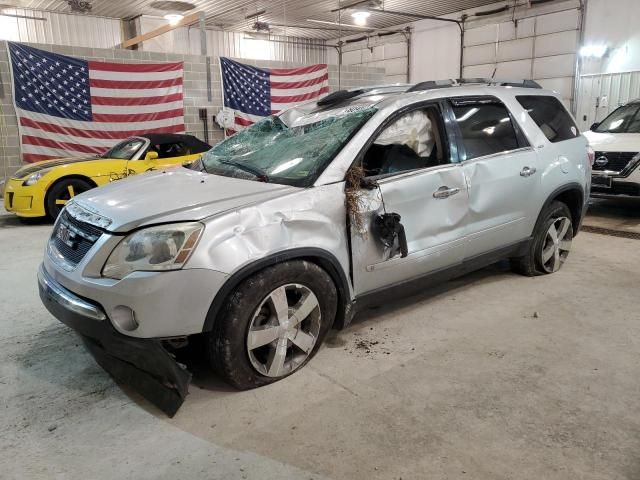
[10,46,92,121]
[8,42,185,163]
[220,56,329,134]
[221,58,271,117]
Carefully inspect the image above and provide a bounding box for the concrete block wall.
[0,40,384,182]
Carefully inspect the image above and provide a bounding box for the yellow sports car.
[3,133,211,219]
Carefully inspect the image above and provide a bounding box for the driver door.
[350,104,469,296]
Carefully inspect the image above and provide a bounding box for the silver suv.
[38,80,591,415]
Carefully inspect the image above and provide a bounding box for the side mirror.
[590,122,600,131]
[145,151,159,161]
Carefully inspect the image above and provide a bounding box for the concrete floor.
[585,197,640,234]
[1,204,640,480]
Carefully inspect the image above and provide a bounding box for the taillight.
[587,146,595,166]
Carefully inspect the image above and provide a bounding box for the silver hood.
[71,168,299,232]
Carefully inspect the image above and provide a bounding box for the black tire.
[511,200,574,276]
[45,178,94,219]
[206,260,338,390]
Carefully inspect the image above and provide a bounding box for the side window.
[452,101,525,161]
[361,106,447,177]
[151,142,189,159]
[516,95,579,142]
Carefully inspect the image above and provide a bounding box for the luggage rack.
[407,78,543,92]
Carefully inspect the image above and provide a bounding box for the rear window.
[516,96,579,143]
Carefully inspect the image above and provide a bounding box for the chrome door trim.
[372,163,463,186]
[459,147,536,166]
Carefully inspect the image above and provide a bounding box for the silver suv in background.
[38,80,591,415]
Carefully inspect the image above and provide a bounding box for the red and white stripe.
[227,63,329,135]
[19,61,185,162]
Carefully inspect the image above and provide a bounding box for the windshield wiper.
[219,159,270,182]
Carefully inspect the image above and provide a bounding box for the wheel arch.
[201,248,352,334]
[535,183,585,236]
[44,174,98,211]
[45,174,98,198]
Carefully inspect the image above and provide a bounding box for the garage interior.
[1,0,640,479]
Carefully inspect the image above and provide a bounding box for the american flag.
[8,42,185,163]
[220,57,329,134]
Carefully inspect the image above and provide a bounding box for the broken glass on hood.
[201,107,377,187]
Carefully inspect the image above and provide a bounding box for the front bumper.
[3,177,47,217]
[38,264,191,416]
[43,239,229,339]
[591,163,640,198]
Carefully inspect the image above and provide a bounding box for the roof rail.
[317,89,364,106]
[407,78,543,92]
[317,84,410,107]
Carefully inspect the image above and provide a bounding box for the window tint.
[452,102,523,161]
[593,103,640,133]
[517,95,579,142]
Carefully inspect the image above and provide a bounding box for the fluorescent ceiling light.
[580,44,607,58]
[306,18,372,30]
[351,10,370,26]
[164,13,184,25]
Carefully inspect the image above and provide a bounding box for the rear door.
[446,97,541,258]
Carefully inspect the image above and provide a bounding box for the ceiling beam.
[120,12,200,49]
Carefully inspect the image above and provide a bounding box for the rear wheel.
[511,201,574,276]
[206,260,337,390]
[45,178,93,219]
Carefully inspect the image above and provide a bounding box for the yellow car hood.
[12,156,101,179]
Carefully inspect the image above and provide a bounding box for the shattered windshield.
[200,108,376,186]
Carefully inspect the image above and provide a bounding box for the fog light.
[112,305,138,331]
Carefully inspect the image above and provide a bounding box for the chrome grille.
[593,151,638,172]
[51,210,103,266]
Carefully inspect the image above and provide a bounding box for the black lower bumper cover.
[39,282,191,417]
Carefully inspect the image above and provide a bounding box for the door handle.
[520,166,537,177]
[433,186,460,199]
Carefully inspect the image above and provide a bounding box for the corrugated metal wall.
[462,5,581,109]
[138,16,327,64]
[577,71,640,131]
[0,8,121,48]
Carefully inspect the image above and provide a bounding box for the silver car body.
[40,84,591,341]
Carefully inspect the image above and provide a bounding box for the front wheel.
[511,201,574,276]
[206,260,338,390]
[45,178,94,219]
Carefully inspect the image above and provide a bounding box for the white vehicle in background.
[584,99,640,197]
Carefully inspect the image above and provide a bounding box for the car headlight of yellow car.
[23,168,51,186]
[102,222,204,280]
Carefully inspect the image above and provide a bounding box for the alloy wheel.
[246,284,321,377]
[540,216,573,273]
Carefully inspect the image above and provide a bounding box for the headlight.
[23,168,51,186]
[102,223,203,280]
